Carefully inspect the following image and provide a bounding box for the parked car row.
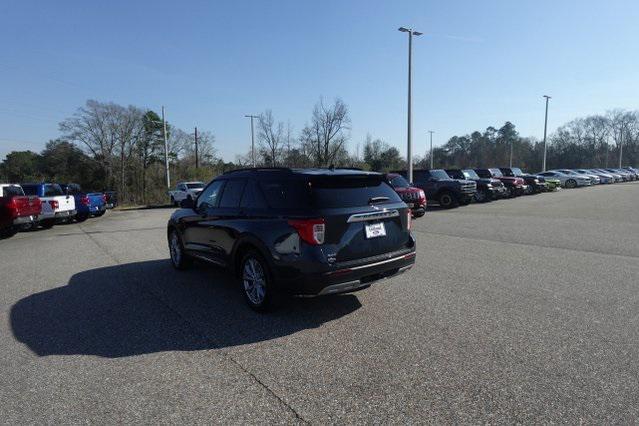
[0,182,115,239]
[389,166,638,209]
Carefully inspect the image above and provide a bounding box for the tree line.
[431,110,639,172]
[1,99,637,205]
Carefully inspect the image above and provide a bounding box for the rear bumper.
[13,215,38,225]
[54,210,77,221]
[277,247,417,296]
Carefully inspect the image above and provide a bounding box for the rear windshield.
[2,185,24,197]
[22,185,38,196]
[511,168,524,176]
[259,175,401,209]
[44,184,64,196]
[186,183,204,189]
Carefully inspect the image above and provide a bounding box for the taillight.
[406,209,412,230]
[81,195,90,206]
[8,198,19,219]
[418,190,426,203]
[102,194,107,203]
[288,218,325,245]
[49,200,59,210]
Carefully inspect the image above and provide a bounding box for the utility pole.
[194,126,199,170]
[428,130,434,169]
[542,95,551,171]
[244,115,259,167]
[161,106,170,189]
[399,27,422,183]
[619,125,623,168]
[509,140,514,167]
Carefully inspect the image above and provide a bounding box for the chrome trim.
[347,209,400,223]
[348,252,415,271]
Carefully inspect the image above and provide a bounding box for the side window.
[178,184,185,191]
[196,180,225,211]
[219,179,246,208]
[22,185,37,196]
[413,171,426,183]
[240,180,267,209]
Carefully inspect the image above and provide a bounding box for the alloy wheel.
[169,231,182,267]
[243,258,266,306]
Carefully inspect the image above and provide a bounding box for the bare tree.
[300,98,351,167]
[257,110,284,166]
[59,100,121,186]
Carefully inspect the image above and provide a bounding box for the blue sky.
[1,0,638,161]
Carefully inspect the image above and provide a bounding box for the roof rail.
[223,167,292,175]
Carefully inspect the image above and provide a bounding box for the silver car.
[569,169,601,185]
[538,170,591,188]
[592,169,622,183]
[585,169,615,184]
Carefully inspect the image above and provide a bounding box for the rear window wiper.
[368,196,390,204]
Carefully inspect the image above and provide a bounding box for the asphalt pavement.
[1,182,638,423]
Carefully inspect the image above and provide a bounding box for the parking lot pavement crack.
[73,222,308,424]
[413,229,639,260]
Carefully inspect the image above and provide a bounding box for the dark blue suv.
[167,168,416,311]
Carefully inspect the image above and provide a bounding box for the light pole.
[161,106,170,189]
[245,115,259,167]
[428,130,434,169]
[542,95,551,171]
[509,140,513,167]
[619,125,623,168]
[399,27,422,183]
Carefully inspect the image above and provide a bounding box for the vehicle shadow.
[10,259,361,358]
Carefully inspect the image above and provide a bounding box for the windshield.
[186,183,204,189]
[430,169,450,180]
[462,169,480,180]
[511,168,524,176]
[489,168,503,177]
[389,175,410,188]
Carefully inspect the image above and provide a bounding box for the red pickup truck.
[0,184,42,238]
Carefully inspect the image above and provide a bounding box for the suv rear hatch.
[263,173,412,263]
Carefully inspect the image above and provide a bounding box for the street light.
[428,130,434,169]
[244,115,259,167]
[542,95,551,171]
[398,27,423,183]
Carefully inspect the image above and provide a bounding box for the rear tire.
[41,219,55,229]
[95,211,105,217]
[566,179,577,188]
[438,191,458,209]
[76,213,89,223]
[240,250,277,312]
[474,189,488,203]
[168,229,192,270]
[0,227,18,239]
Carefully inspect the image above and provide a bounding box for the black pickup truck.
[446,169,507,202]
[394,169,476,208]
[499,168,547,194]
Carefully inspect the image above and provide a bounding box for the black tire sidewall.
[439,192,457,208]
[168,229,191,270]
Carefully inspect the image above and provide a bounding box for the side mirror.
[180,198,194,209]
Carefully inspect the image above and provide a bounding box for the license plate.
[407,203,415,208]
[365,222,386,239]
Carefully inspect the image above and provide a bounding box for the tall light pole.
[245,115,259,167]
[428,130,434,169]
[619,125,623,168]
[161,106,170,189]
[542,95,551,171]
[399,27,422,183]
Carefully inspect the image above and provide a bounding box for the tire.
[566,179,577,189]
[240,250,277,312]
[41,219,55,229]
[438,191,458,208]
[505,186,515,198]
[95,211,106,217]
[168,228,192,270]
[474,189,489,203]
[0,227,18,239]
[171,196,177,207]
[75,213,89,223]
[413,210,425,218]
